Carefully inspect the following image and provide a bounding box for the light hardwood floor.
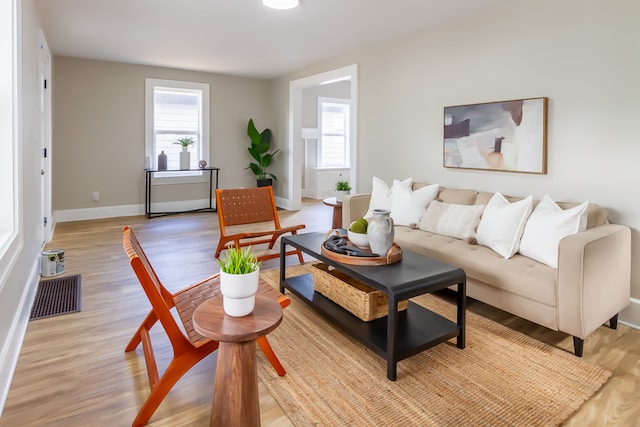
[2,199,639,426]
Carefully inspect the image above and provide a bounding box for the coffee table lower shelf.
[282,273,461,373]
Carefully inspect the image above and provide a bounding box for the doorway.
[38,31,52,243]
[287,65,358,210]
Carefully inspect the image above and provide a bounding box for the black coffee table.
[279,232,466,380]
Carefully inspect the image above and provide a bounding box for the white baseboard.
[620,297,640,330]
[54,199,215,222]
[274,196,291,210]
[0,259,39,417]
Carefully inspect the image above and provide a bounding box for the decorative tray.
[320,229,402,266]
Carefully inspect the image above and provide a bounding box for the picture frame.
[443,97,548,174]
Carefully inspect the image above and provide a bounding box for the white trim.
[620,297,640,330]
[37,30,52,244]
[274,195,288,209]
[54,199,215,222]
[0,0,21,290]
[0,259,39,416]
[288,64,358,211]
[145,78,210,182]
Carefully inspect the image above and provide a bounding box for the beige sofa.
[342,183,631,356]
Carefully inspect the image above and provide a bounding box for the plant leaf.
[248,147,262,162]
[260,128,272,145]
[247,119,262,146]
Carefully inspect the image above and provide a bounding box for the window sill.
[148,169,209,185]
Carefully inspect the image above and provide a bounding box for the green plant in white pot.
[335,180,351,202]
[217,246,261,317]
[175,137,195,170]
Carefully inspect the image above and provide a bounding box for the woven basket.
[311,263,408,321]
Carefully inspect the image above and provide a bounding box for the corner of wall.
[620,298,640,330]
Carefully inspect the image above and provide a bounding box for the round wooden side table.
[193,295,283,427]
[323,197,343,229]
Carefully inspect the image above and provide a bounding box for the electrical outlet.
[92,191,100,202]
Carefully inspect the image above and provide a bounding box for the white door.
[38,31,52,243]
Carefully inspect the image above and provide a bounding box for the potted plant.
[335,180,352,202]
[174,137,195,170]
[246,118,280,187]
[217,246,261,317]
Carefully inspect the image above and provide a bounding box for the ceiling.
[35,0,507,79]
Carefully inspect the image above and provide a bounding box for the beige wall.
[52,57,274,211]
[302,81,351,128]
[271,0,640,323]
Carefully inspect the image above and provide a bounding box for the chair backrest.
[122,226,191,350]
[216,186,282,229]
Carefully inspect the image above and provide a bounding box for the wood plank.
[1,198,639,426]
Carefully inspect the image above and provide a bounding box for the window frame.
[145,78,210,184]
[316,96,350,169]
[0,0,22,293]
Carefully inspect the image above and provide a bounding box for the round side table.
[193,295,283,427]
[323,197,343,229]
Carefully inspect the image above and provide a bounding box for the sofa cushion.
[394,227,557,307]
[437,188,478,205]
[365,176,412,219]
[519,195,588,269]
[476,193,533,259]
[418,201,485,240]
[390,181,439,226]
[560,202,607,229]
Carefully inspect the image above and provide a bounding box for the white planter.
[336,190,350,202]
[179,147,190,170]
[219,269,260,317]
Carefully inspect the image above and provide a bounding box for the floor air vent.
[30,274,82,320]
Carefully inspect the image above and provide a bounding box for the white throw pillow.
[519,195,588,269]
[419,201,486,240]
[390,181,439,226]
[364,176,413,219]
[476,193,533,259]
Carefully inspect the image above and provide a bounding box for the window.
[0,0,20,289]
[145,79,209,180]
[317,97,350,168]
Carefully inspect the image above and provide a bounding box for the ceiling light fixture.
[262,0,299,10]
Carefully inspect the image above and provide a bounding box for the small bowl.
[347,229,369,248]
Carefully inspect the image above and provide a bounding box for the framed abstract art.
[443,97,548,174]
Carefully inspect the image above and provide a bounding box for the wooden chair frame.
[123,226,289,426]
[214,186,306,263]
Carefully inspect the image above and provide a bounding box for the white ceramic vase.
[219,269,260,317]
[367,209,394,256]
[179,146,190,170]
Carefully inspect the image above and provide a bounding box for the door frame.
[287,64,358,210]
[38,30,52,243]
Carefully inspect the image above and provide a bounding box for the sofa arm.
[557,224,631,339]
[341,193,371,227]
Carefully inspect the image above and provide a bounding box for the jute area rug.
[259,266,610,427]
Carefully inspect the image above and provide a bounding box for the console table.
[144,167,220,218]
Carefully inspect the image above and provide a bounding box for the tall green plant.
[246,118,279,181]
